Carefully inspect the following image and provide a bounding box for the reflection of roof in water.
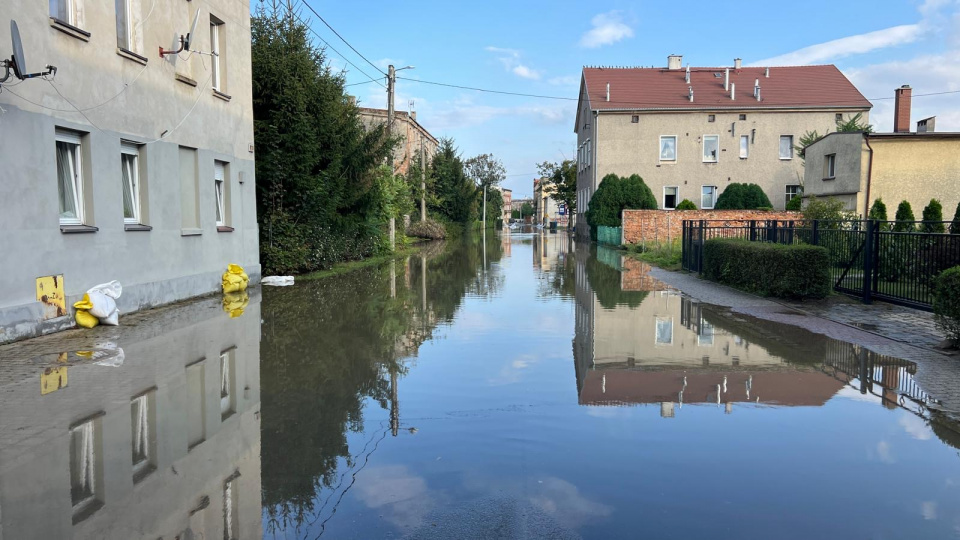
[579,369,845,407]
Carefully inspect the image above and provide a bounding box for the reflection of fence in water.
[821,341,935,413]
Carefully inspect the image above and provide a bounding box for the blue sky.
[283,0,960,197]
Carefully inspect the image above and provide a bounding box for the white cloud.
[922,500,938,520]
[579,11,634,48]
[485,46,541,80]
[751,24,922,66]
[899,413,934,440]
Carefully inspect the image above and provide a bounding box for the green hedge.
[702,239,831,299]
[934,266,960,344]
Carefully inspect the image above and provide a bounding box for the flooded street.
[2,231,960,539]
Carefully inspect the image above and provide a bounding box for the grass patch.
[624,240,682,271]
[298,244,423,281]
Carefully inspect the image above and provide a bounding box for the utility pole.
[420,138,426,221]
[386,64,395,167]
[483,183,487,229]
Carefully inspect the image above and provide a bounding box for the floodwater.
[1,231,960,539]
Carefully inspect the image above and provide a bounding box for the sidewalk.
[647,267,960,414]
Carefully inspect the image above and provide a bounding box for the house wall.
[594,109,865,214]
[802,132,866,213]
[0,294,262,540]
[358,110,438,176]
[868,138,960,219]
[575,83,596,239]
[622,209,800,246]
[0,0,259,344]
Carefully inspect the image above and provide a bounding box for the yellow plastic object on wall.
[41,366,68,395]
[222,291,249,318]
[75,309,99,328]
[222,264,250,293]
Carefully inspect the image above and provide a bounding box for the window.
[656,318,673,345]
[215,161,226,226]
[701,186,717,209]
[698,319,715,346]
[115,0,130,50]
[210,17,224,92]
[186,361,206,450]
[702,135,719,163]
[779,135,794,159]
[663,186,678,210]
[179,147,200,231]
[823,154,836,179]
[707,114,715,122]
[131,391,156,482]
[836,113,843,122]
[659,136,677,162]
[739,135,749,159]
[739,114,747,121]
[224,474,240,540]
[785,185,802,207]
[56,130,84,225]
[220,349,236,420]
[70,417,102,521]
[585,139,591,169]
[631,115,639,123]
[121,143,141,224]
[50,0,78,25]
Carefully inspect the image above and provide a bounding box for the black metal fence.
[681,219,960,310]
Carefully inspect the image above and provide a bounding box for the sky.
[278,0,960,198]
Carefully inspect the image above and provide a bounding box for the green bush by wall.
[934,266,960,344]
[585,173,657,240]
[714,183,773,210]
[702,239,831,299]
[676,199,697,210]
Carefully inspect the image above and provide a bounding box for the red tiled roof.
[581,65,872,113]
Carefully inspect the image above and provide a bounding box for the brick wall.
[622,209,802,245]
[620,258,668,292]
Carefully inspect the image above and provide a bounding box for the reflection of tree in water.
[538,250,576,298]
[260,236,501,533]
[584,245,648,309]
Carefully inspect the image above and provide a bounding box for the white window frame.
[131,393,152,478]
[779,135,794,160]
[220,349,236,419]
[51,0,78,25]
[116,0,131,50]
[586,139,591,169]
[70,419,97,511]
[739,135,749,159]
[210,20,222,91]
[56,130,84,225]
[655,317,674,345]
[701,186,718,209]
[702,135,719,163]
[823,154,836,179]
[659,135,677,162]
[785,185,802,207]
[215,161,226,226]
[121,142,141,224]
[663,186,679,210]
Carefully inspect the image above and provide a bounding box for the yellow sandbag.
[75,309,99,328]
[222,291,249,318]
[222,264,249,293]
[73,293,94,311]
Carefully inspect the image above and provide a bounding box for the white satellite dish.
[1,20,56,85]
[160,8,201,57]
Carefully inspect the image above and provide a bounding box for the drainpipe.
[863,133,874,219]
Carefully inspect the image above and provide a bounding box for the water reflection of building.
[0,295,262,539]
[532,230,571,270]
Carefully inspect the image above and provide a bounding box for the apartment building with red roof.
[574,55,871,239]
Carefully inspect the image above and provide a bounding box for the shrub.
[585,173,656,238]
[868,198,888,221]
[894,200,916,232]
[702,239,831,299]
[934,266,960,344]
[675,199,697,210]
[951,202,960,235]
[407,218,447,239]
[785,195,802,211]
[922,199,945,233]
[803,196,851,223]
[714,183,772,210]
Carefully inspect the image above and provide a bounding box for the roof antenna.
[685,65,690,84]
[159,8,201,58]
[1,20,57,87]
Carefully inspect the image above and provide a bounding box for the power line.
[299,0,387,76]
[344,79,380,88]
[397,76,575,101]
[289,4,386,89]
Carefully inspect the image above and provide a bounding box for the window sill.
[60,224,99,234]
[212,89,232,102]
[217,225,234,233]
[181,228,202,236]
[125,223,153,232]
[117,47,148,65]
[49,18,90,41]
[175,73,198,87]
[779,158,793,161]
[822,177,836,181]
[702,161,718,164]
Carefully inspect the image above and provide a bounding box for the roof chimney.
[348,95,357,106]
[765,67,770,78]
[685,65,690,84]
[734,58,742,69]
[724,68,729,91]
[917,116,936,133]
[668,54,683,70]
[730,83,735,101]
[606,82,610,102]
[894,85,912,133]
[410,111,417,121]
[688,86,694,102]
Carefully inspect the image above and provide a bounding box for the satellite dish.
[184,8,200,51]
[1,19,56,84]
[10,20,25,79]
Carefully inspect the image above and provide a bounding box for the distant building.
[534,178,567,227]
[501,188,512,223]
[574,55,871,239]
[357,107,439,176]
[803,86,960,217]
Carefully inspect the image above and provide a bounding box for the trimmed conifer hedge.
[702,239,831,299]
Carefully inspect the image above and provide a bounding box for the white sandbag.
[89,280,122,299]
[100,309,120,326]
[86,290,118,319]
[262,276,295,286]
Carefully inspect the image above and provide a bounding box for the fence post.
[749,220,756,242]
[698,220,705,274]
[812,220,820,246]
[862,219,875,304]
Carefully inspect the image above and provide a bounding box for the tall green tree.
[585,174,656,238]
[465,153,506,227]
[714,183,772,210]
[430,138,477,224]
[537,160,577,216]
[894,200,916,232]
[950,202,960,235]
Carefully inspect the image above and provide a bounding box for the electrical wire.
[298,0,387,76]
[288,4,386,89]
[344,79,380,88]
[5,62,149,113]
[140,73,213,144]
